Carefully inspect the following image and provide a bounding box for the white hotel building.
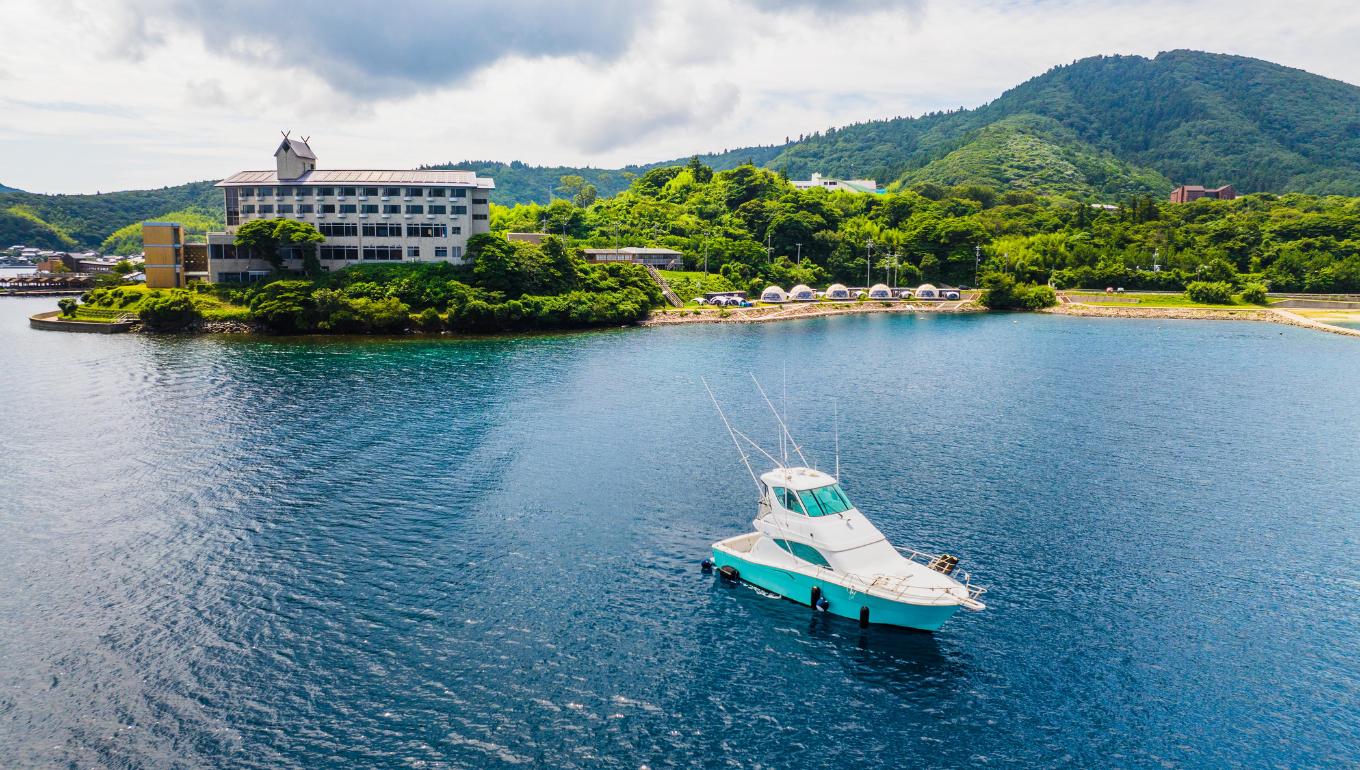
[206,137,495,282]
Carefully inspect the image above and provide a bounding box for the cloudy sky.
[2,0,1357,193]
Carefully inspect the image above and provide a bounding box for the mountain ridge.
[5,49,1360,249]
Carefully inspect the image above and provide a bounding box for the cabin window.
[792,484,853,517]
[774,539,832,569]
[771,486,806,515]
[806,484,853,516]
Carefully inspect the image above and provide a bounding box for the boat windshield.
[797,484,854,517]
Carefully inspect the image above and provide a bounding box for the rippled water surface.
[2,297,1358,769]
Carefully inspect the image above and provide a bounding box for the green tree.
[234,218,324,270]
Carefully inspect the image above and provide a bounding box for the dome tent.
[915,283,939,299]
[868,283,893,299]
[760,285,789,303]
[789,284,816,301]
[825,283,850,300]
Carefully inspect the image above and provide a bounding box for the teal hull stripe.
[712,549,960,632]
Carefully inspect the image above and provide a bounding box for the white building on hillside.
[206,136,495,282]
[791,173,877,194]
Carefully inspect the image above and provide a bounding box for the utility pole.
[974,244,981,286]
[796,242,802,266]
[866,238,874,288]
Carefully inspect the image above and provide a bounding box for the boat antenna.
[702,376,760,490]
[833,398,840,481]
[750,374,810,467]
[781,364,788,464]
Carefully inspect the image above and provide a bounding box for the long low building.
[156,135,497,286]
[580,247,683,269]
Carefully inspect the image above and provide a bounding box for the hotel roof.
[216,169,495,188]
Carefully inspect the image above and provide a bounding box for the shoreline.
[1045,302,1360,337]
[642,300,980,326]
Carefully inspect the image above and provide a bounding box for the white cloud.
[0,0,1356,192]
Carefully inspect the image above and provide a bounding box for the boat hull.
[711,547,962,632]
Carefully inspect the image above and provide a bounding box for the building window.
[259,205,274,214]
[322,204,336,214]
[451,226,461,234]
[451,246,463,259]
[405,204,423,214]
[279,187,295,197]
[428,204,446,214]
[242,204,256,214]
[434,247,448,258]
[257,187,271,197]
[361,187,378,197]
[298,204,315,214]
[238,187,252,198]
[472,214,488,220]
[451,205,467,215]
[451,188,467,198]
[340,204,357,214]
[319,246,358,260]
[318,223,358,237]
[361,204,378,214]
[406,187,424,197]
[383,187,400,197]
[407,246,421,258]
[277,204,294,214]
[362,245,403,261]
[363,223,403,237]
[406,224,447,238]
[383,204,400,214]
[340,187,357,197]
[296,188,311,198]
[472,198,488,205]
[317,187,334,196]
[430,188,446,198]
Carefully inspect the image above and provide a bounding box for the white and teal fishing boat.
[702,380,986,632]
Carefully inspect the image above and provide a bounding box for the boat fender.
[701,559,713,574]
[859,606,870,628]
[810,585,821,608]
[718,565,739,581]
[816,597,830,612]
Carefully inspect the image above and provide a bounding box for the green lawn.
[659,270,736,303]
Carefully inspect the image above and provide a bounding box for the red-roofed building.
[1170,184,1237,204]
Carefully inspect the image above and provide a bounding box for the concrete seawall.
[28,310,136,334]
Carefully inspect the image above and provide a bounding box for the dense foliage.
[202,235,661,334]
[489,160,1360,295]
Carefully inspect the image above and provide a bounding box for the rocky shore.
[1046,302,1360,338]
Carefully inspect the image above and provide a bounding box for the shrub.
[1185,281,1235,304]
[57,298,77,317]
[1239,283,1269,305]
[138,293,200,331]
[412,307,443,331]
[1020,284,1058,309]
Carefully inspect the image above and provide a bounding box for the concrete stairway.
[645,265,684,307]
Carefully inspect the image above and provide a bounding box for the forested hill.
[0,181,221,250]
[724,50,1360,197]
[0,182,20,193]
[431,51,1360,204]
[7,50,1359,248]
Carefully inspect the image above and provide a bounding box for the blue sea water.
[1,297,1358,769]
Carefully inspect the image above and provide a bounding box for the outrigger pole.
[703,377,787,491]
[750,374,810,468]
